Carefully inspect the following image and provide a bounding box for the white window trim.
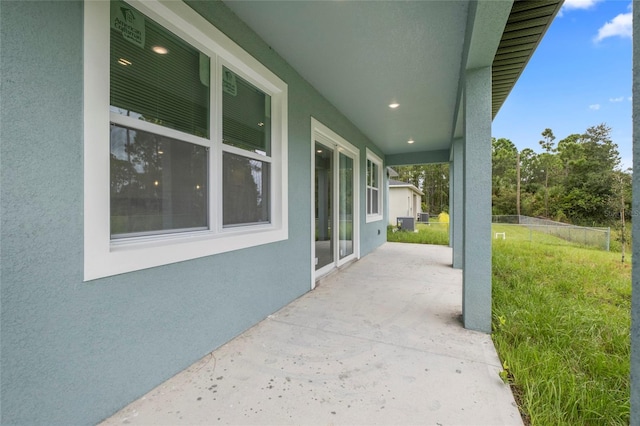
[365,148,384,223]
[84,0,288,280]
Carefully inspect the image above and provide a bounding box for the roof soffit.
[491,0,563,118]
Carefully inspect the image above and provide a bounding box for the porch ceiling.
[223,0,561,157]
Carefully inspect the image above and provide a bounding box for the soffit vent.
[492,0,564,119]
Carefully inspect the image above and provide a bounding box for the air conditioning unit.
[396,217,415,232]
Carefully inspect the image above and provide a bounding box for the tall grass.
[386,222,449,245]
[492,237,630,425]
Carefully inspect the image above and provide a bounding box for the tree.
[538,128,557,217]
[518,148,539,187]
[395,164,449,214]
[492,123,628,226]
[491,138,518,215]
[396,165,424,191]
[556,133,582,181]
[560,124,621,223]
[425,163,449,214]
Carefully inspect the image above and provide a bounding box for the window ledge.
[85,226,288,281]
[366,214,384,224]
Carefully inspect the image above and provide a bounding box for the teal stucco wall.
[0,1,386,424]
[631,0,639,422]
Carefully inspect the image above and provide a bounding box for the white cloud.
[594,12,632,42]
[629,96,633,102]
[559,0,603,16]
[589,104,601,110]
[610,96,625,102]
[564,0,602,10]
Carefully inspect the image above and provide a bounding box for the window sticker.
[111,2,146,48]
[222,68,237,96]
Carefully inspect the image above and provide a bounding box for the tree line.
[394,163,450,215]
[393,123,631,227]
[492,123,630,226]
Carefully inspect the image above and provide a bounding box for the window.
[366,149,383,222]
[222,68,272,227]
[110,126,209,237]
[109,8,210,238]
[85,0,288,280]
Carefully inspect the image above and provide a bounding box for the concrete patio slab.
[100,243,522,426]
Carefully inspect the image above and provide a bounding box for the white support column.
[462,67,492,333]
[451,138,464,269]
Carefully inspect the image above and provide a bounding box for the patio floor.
[100,242,522,426]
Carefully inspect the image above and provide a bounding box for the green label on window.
[222,68,237,96]
[111,3,146,48]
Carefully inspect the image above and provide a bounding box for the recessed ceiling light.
[389,103,400,109]
[317,150,323,153]
[152,45,169,55]
[408,139,415,144]
[118,58,132,66]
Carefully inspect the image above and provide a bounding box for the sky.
[492,0,633,170]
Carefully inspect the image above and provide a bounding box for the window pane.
[371,188,379,214]
[110,1,210,137]
[110,124,208,237]
[315,143,333,270]
[223,67,271,156]
[371,162,378,188]
[339,153,353,259]
[223,152,270,226]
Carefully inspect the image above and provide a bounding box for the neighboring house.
[1,1,593,424]
[389,180,424,226]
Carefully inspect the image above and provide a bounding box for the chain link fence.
[492,215,610,251]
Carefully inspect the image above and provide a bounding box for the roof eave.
[491,0,564,119]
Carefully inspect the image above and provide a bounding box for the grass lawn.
[386,222,450,245]
[493,237,630,425]
[388,223,631,424]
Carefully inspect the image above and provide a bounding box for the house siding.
[389,186,422,226]
[0,1,386,424]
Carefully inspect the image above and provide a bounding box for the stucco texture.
[631,0,639,423]
[462,67,492,333]
[0,1,386,424]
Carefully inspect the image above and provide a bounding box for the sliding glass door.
[315,143,334,271]
[312,121,359,281]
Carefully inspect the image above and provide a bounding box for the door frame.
[310,118,360,287]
